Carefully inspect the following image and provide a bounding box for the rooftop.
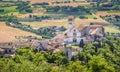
[68,16,75,19]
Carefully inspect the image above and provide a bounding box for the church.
[64,16,83,45]
[63,16,105,60]
[64,16,105,45]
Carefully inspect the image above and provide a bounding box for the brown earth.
[53,2,90,7]
[96,11,120,16]
[23,0,57,4]
[0,22,42,42]
[23,0,89,5]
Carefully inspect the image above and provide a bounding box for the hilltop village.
[0,16,111,59]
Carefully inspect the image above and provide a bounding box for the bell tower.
[68,16,74,31]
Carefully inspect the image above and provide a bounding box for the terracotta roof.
[75,24,87,30]
[0,42,14,49]
[30,40,40,49]
[89,25,103,29]
[68,16,74,19]
[90,28,99,35]
[0,46,14,49]
[47,45,54,51]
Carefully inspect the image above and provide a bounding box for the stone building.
[0,42,15,57]
[64,16,105,45]
[64,16,83,45]
[64,44,82,60]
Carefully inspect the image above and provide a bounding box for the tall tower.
[68,16,75,31]
[64,44,72,60]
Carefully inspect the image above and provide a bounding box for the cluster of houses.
[0,15,119,60]
[0,38,63,57]
[106,32,120,37]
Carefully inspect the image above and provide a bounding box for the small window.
[9,50,11,53]
[64,33,67,36]
[68,19,73,21]
[73,33,77,36]
[73,38,77,43]
[74,29,76,32]
[69,23,72,25]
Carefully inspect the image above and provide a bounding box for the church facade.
[64,16,105,45]
[64,16,83,45]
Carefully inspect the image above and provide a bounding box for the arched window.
[73,38,77,43]
[69,23,72,25]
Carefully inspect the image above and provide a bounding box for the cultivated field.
[21,18,108,28]
[0,22,42,42]
[23,0,89,5]
[105,26,120,33]
[21,19,68,28]
[0,6,17,14]
[23,0,59,4]
[96,11,120,16]
[53,2,90,7]
[21,17,120,33]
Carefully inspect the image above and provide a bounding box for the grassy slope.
[0,1,119,34]
[0,6,17,14]
[105,26,120,33]
[21,20,68,28]
[0,22,42,42]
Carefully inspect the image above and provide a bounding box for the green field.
[85,15,96,19]
[21,21,68,28]
[21,20,120,33]
[0,6,17,14]
[105,26,120,33]
[41,12,91,19]
[107,10,120,13]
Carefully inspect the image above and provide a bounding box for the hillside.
[0,22,42,42]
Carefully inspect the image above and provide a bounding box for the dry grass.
[0,22,42,42]
[21,19,68,28]
[23,0,57,4]
[96,11,120,16]
[105,26,120,33]
[23,0,89,5]
[53,2,90,7]
[21,18,108,28]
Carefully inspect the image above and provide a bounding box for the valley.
[0,0,120,72]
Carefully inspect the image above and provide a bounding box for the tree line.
[0,37,120,72]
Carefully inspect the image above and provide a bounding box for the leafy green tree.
[65,60,86,72]
[15,47,34,61]
[88,55,115,72]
